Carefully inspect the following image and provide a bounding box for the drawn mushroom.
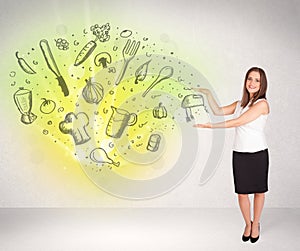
[94,52,112,68]
[181,94,204,122]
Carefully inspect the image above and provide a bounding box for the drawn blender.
[13,87,37,124]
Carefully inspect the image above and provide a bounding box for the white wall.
[0,0,299,207]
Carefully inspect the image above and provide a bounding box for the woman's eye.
[256,79,260,82]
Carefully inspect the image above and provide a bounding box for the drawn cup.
[106,106,137,138]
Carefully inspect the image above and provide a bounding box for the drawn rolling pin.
[39,39,69,96]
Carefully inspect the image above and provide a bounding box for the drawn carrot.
[74,23,111,66]
[74,40,97,66]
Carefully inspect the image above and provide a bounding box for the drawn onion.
[82,78,104,104]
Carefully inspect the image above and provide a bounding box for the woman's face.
[246,70,261,97]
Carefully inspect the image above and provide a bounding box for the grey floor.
[0,208,299,251]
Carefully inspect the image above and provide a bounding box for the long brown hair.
[241,67,268,108]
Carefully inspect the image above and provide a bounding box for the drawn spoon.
[142,66,174,97]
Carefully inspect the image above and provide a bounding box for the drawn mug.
[106,106,137,138]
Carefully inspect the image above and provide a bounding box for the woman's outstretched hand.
[193,123,212,128]
[192,87,211,96]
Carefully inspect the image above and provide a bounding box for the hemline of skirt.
[235,189,268,195]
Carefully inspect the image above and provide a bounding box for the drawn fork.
[115,39,140,85]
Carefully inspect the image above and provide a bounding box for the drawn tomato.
[40,98,56,114]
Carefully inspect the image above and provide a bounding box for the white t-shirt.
[233,99,268,153]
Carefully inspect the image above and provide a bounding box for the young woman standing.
[193,67,270,243]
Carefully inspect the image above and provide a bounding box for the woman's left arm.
[194,100,269,129]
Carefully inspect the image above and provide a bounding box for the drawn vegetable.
[134,59,151,84]
[40,98,56,114]
[55,38,69,50]
[15,51,36,74]
[153,102,167,119]
[120,29,132,38]
[90,23,111,42]
[94,52,112,68]
[82,78,104,104]
[74,40,97,66]
[59,112,91,145]
[74,23,111,66]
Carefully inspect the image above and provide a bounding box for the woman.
[193,67,269,243]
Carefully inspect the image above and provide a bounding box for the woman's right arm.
[193,88,238,116]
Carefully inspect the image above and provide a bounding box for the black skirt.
[232,149,269,194]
